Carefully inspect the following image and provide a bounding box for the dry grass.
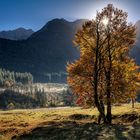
[0,103,140,140]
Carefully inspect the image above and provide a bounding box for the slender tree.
[67,4,139,124]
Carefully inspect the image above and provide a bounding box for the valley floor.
[0,104,140,140]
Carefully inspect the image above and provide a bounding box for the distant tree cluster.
[0,89,38,109]
[0,84,74,109]
[0,69,33,87]
[0,88,47,109]
[34,86,47,107]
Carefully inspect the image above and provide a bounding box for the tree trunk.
[106,92,112,124]
[106,70,112,124]
[93,23,108,124]
[93,61,108,124]
[94,79,107,123]
[94,59,107,123]
[95,97,107,123]
[132,98,135,108]
[98,99,105,124]
[106,33,112,124]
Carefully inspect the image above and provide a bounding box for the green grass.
[0,103,140,140]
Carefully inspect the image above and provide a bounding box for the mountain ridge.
[0,18,86,83]
[0,27,34,40]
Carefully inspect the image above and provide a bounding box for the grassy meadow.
[0,104,140,140]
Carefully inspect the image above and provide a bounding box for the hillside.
[0,19,86,83]
[130,20,140,64]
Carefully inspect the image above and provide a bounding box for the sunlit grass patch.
[0,103,140,139]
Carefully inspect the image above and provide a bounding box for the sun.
[102,17,109,26]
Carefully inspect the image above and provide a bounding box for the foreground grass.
[0,104,140,140]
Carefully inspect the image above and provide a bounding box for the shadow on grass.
[12,119,140,140]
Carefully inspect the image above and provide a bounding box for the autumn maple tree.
[67,4,140,124]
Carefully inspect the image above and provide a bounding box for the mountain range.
[0,28,34,40]
[0,18,140,83]
[0,19,86,82]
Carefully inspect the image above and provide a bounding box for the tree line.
[0,68,33,87]
[0,84,74,109]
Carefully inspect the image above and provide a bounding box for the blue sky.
[0,0,140,31]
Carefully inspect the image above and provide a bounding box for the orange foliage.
[67,4,140,117]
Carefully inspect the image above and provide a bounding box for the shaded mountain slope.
[0,19,86,82]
